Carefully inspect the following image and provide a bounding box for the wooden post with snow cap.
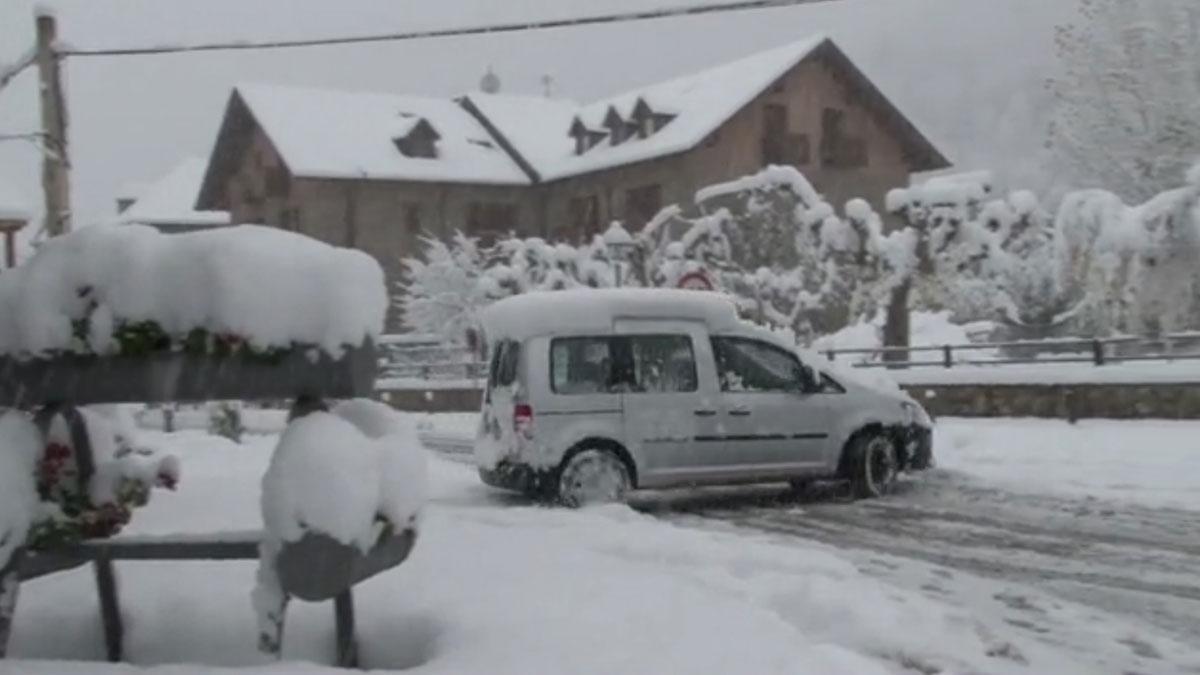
[35,8,71,237]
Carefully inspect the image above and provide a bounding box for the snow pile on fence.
[0,224,386,358]
[254,400,427,641]
[0,412,41,570]
[259,401,426,551]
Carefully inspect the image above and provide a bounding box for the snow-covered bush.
[1054,164,1200,336]
[207,401,244,443]
[28,406,180,549]
[0,224,385,359]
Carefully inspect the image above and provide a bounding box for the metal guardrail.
[823,332,1200,369]
[377,331,1200,379]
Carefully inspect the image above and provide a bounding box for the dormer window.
[393,118,441,159]
[629,99,674,140]
[603,107,636,146]
[568,117,607,155]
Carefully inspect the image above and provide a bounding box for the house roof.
[464,36,948,182]
[0,175,31,222]
[197,36,948,205]
[472,37,828,182]
[120,157,231,227]
[234,83,529,185]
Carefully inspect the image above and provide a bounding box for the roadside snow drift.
[0,224,386,357]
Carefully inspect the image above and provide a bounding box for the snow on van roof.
[480,289,740,341]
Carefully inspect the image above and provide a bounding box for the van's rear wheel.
[843,432,899,499]
[557,449,631,507]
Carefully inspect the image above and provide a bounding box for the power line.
[60,0,842,57]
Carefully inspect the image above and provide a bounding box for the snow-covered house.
[0,176,30,268]
[196,36,948,321]
[119,157,230,232]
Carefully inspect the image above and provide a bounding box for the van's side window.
[550,335,697,394]
[630,335,697,393]
[551,337,614,394]
[711,337,802,393]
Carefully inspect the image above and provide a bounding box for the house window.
[762,103,789,166]
[821,107,868,169]
[467,202,519,244]
[625,184,662,228]
[404,203,423,236]
[568,195,601,242]
[265,167,289,197]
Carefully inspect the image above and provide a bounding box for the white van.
[474,289,933,506]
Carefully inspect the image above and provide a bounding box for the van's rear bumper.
[479,461,554,495]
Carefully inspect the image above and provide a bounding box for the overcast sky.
[0,0,1076,227]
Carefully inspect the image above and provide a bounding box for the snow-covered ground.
[7,415,1200,674]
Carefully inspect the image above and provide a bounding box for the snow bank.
[0,224,385,358]
[0,412,40,568]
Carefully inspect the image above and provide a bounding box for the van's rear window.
[489,340,519,388]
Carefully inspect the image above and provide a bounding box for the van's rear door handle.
[729,408,752,417]
[694,409,717,417]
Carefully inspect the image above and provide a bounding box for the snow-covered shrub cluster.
[0,224,386,359]
[0,405,179,562]
[400,161,1200,346]
[30,405,180,549]
[254,399,426,651]
[1056,165,1200,336]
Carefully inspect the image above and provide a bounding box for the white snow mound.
[0,411,41,569]
[0,224,386,357]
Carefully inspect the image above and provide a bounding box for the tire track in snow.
[653,470,1200,669]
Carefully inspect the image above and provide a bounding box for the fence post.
[1091,339,1105,366]
[826,350,836,362]
[942,345,952,368]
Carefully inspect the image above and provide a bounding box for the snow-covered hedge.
[0,224,386,359]
[400,161,1200,345]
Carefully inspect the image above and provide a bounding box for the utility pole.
[36,10,70,237]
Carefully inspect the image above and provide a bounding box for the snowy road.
[652,473,1200,667]
[424,415,1200,673]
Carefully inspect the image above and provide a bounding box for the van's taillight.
[513,404,534,438]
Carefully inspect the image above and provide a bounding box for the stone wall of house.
[903,383,1200,420]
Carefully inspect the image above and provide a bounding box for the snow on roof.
[466,37,826,182]
[458,93,581,178]
[235,83,530,185]
[481,288,740,341]
[0,175,31,222]
[549,37,825,180]
[120,157,230,227]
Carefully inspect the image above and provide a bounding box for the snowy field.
[6,414,1200,674]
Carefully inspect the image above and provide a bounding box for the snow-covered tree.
[401,233,493,343]
[1046,0,1200,202]
[1055,162,1200,336]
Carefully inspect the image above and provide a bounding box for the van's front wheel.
[843,432,899,499]
[557,449,631,507]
